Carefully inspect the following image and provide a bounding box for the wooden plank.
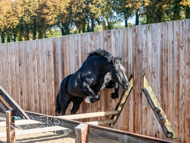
[88,125,176,143]
[141,25,148,136]
[173,20,180,140]
[121,27,129,131]
[75,123,88,143]
[58,110,119,120]
[1,125,70,138]
[134,25,142,134]
[151,23,158,137]
[86,119,114,126]
[6,109,16,143]
[0,86,29,119]
[147,24,152,136]
[167,21,174,130]
[185,19,190,143]
[24,41,30,111]
[25,111,174,143]
[179,19,186,143]
[127,26,134,133]
[162,22,168,125]
[0,119,43,127]
[110,77,133,127]
[0,95,12,110]
[143,77,177,139]
[157,23,164,139]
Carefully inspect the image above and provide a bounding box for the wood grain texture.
[0,19,190,142]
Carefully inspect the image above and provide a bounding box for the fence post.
[6,109,16,143]
[75,123,88,143]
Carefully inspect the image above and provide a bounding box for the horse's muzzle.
[123,83,130,90]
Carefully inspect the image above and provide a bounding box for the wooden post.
[6,109,16,143]
[110,77,133,127]
[143,76,177,139]
[75,123,88,143]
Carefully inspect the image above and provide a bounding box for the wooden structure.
[0,86,29,119]
[0,19,190,142]
[0,82,176,143]
[6,109,16,143]
[142,77,176,139]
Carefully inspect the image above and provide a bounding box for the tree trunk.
[82,24,85,33]
[125,18,128,27]
[13,33,17,42]
[7,36,10,43]
[135,11,139,25]
[91,18,94,32]
[1,33,5,43]
[61,27,65,36]
[38,29,43,39]
[65,26,70,35]
[87,22,90,32]
[33,18,37,40]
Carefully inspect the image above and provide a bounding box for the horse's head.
[111,57,130,90]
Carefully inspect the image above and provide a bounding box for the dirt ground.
[0,112,122,143]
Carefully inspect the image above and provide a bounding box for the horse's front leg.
[82,82,100,103]
[110,82,119,99]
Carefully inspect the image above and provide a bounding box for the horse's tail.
[55,74,73,114]
[55,92,61,114]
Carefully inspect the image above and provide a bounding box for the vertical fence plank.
[168,21,174,128]
[32,40,38,113]
[173,20,180,140]
[185,19,190,143]
[179,19,186,143]
[147,24,152,136]
[133,25,142,134]
[15,43,20,105]
[162,22,168,120]
[127,26,134,133]
[141,25,148,136]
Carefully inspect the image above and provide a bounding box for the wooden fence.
[0,19,190,142]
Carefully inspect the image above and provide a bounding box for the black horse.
[55,49,130,115]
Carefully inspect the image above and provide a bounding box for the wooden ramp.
[142,76,177,139]
[0,86,29,119]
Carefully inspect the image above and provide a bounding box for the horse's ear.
[111,58,116,64]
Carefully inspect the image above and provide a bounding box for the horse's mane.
[87,49,113,62]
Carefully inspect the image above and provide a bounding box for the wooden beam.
[110,77,133,127]
[25,111,175,143]
[1,126,70,138]
[6,109,16,143]
[0,119,43,127]
[0,95,12,112]
[75,124,88,143]
[88,125,176,143]
[142,76,177,139]
[58,110,119,120]
[86,119,114,126]
[0,86,29,119]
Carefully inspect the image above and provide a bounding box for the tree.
[36,0,59,39]
[101,0,122,30]
[113,0,133,27]
[125,0,150,25]
[0,0,20,43]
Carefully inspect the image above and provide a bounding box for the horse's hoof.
[85,96,92,104]
[110,93,118,99]
[95,95,100,100]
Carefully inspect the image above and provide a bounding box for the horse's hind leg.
[59,93,72,115]
[71,97,83,114]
